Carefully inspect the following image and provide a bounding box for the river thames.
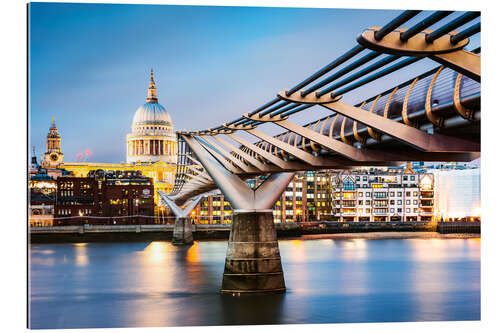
[29,233,480,329]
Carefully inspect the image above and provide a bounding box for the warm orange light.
[420,175,433,190]
[191,211,196,216]
[343,192,354,199]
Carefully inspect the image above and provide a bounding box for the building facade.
[332,167,435,222]
[29,172,57,227]
[53,170,155,226]
[431,168,481,221]
[61,161,175,205]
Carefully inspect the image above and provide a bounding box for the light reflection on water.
[29,235,480,329]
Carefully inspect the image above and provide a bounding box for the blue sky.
[28,3,480,163]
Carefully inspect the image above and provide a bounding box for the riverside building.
[189,166,439,224]
[29,172,57,227]
[53,170,155,226]
[431,167,481,221]
[332,165,435,222]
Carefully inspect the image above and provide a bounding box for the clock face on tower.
[50,153,59,162]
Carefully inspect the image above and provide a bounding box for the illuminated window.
[343,178,355,191]
[343,192,354,200]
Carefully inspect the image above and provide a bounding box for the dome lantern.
[146,68,158,103]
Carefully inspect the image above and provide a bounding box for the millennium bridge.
[159,10,481,294]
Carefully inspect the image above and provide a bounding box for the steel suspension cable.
[374,10,422,41]
[316,54,401,97]
[331,57,421,98]
[425,11,480,42]
[286,44,365,96]
[400,11,453,42]
[451,23,480,44]
[300,51,381,97]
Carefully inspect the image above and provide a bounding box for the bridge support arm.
[430,50,480,82]
[159,192,203,245]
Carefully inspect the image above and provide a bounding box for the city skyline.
[29,3,480,163]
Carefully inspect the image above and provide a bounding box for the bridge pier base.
[172,217,194,245]
[221,210,285,294]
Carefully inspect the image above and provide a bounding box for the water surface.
[29,233,480,328]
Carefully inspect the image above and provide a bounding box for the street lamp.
[135,199,139,225]
[295,209,302,223]
[160,206,165,224]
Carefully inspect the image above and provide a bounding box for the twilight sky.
[28,3,480,163]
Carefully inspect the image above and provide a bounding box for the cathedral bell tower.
[42,116,64,168]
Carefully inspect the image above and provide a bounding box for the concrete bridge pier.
[222,209,285,294]
[172,217,194,245]
[158,191,201,246]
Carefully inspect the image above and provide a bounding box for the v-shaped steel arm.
[158,191,202,218]
[182,134,294,211]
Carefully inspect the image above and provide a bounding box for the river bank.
[29,221,480,243]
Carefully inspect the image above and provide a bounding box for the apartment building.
[332,167,435,222]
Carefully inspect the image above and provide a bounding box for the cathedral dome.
[126,69,177,165]
[132,102,172,126]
